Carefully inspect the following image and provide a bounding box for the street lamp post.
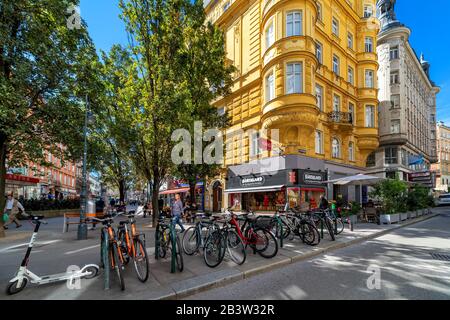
[77,95,90,240]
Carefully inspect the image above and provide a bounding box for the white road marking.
[64,244,100,255]
[0,240,61,253]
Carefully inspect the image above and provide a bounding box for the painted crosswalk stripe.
[65,244,100,255]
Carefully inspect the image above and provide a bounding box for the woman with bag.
[3,192,26,229]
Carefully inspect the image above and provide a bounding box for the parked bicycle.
[116,211,149,282]
[305,208,336,241]
[90,214,125,291]
[155,216,184,272]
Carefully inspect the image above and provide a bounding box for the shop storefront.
[225,169,327,212]
[159,182,205,211]
[4,174,40,199]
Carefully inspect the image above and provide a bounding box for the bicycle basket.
[254,216,274,229]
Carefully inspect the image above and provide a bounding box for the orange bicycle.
[116,211,149,282]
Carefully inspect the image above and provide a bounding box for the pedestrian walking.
[3,192,26,229]
[171,193,185,233]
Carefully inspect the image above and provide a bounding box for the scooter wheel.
[83,266,99,279]
[6,279,28,295]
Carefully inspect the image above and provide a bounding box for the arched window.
[332,138,340,158]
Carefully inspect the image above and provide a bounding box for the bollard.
[102,229,110,290]
[154,223,160,260]
[170,224,176,273]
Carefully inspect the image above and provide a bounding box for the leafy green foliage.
[0,0,103,235]
[370,179,408,214]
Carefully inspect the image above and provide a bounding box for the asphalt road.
[186,208,450,300]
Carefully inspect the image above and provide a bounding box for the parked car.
[435,194,450,206]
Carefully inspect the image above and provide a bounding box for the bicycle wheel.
[225,229,246,265]
[133,238,149,282]
[325,217,336,241]
[274,220,291,240]
[174,235,184,272]
[335,218,344,235]
[157,229,167,258]
[203,230,225,268]
[299,221,317,246]
[253,228,278,258]
[182,226,200,255]
[110,242,125,291]
[117,230,130,265]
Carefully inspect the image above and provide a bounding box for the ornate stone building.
[204,0,380,211]
[368,0,439,181]
[432,122,450,192]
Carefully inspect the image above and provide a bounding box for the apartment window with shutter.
[365,37,373,53]
[390,46,399,60]
[364,5,373,18]
[347,33,353,49]
[348,66,354,85]
[333,95,340,112]
[349,142,355,161]
[315,131,323,154]
[332,138,341,158]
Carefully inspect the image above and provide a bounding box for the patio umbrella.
[324,174,385,204]
[324,174,384,186]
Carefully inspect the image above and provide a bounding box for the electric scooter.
[6,214,99,295]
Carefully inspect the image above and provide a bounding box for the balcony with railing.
[326,111,353,133]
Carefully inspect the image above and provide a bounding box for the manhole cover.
[430,253,450,262]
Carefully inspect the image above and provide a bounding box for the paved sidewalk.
[0,210,440,300]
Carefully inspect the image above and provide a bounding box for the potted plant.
[347,201,361,225]
[370,178,408,224]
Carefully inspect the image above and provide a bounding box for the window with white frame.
[332,18,339,36]
[265,21,275,49]
[365,105,375,127]
[390,71,399,84]
[286,11,302,37]
[365,70,374,88]
[391,94,400,109]
[250,131,262,157]
[348,66,354,85]
[286,62,302,94]
[349,141,355,161]
[363,5,373,18]
[332,138,341,158]
[316,42,323,64]
[315,130,323,154]
[316,84,323,110]
[390,46,399,60]
[332,55,340,75]
[391,119,400,133]
[365,37,373,53]
[333,94,340,112]
[265,71,275,102]
[347,32,353,49]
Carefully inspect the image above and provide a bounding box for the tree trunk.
[119,179,125,203]
[151,169,161,227]
[0,134,7,238]
[189,179,196,207]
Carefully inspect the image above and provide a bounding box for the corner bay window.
[265,71,274,102]
[265,21,274,49]
[365,70,374,88]
[286,62,302,94]
[365,105,375,128]
[286,11,302,37]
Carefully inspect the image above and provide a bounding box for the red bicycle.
[224,209,278,259]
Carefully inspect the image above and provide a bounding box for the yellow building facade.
[205,0,380,211]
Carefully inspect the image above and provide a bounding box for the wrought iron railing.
[327,111,353,124]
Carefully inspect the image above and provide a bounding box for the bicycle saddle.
[119,220,129,225]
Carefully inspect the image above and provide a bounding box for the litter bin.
[87,199,96,215]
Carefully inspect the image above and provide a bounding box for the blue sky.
[79,0,450,123]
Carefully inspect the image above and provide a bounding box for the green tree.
[90,45,137,203]
[0,0,102,237]
[172,0,234,204]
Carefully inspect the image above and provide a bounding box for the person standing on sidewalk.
[3,192,26,229]
[171,193,185,233]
